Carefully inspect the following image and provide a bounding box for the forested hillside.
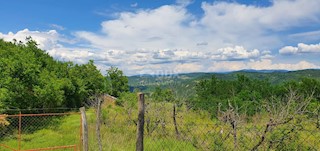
[129,69,320,94]
[0,39,129,111]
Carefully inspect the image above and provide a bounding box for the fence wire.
[1,102,319,151]
[0,112,81,151]
[88,100,320,151]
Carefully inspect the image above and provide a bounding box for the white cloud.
[211,46,260,61]
[261,50,274,59]
[200,0,320,32]
[208,61,246,72]
[2,0,320,75]
[76,5,198,51]
[174,62,203,73]
[0,29,60,50]
[247,59,319,71]
[208,59,320,72]
[0,29,99,66]
[279,43,320,55]
[77,0,320,52]
[298,43,320,53]
[49,24,65,30]
[279,46,299,55]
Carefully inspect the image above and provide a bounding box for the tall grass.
[1,103,319,151]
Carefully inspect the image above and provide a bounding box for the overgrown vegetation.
[191,75,320,118]
[0,39,129,111]
[1,38,320,150]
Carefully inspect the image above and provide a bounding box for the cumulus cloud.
[298,43,320,53]
[200,0,320,32]
[76,5,198,51]
[208,59,320,72]
[1,0,320,75]
[279,46,299,55]
[76,0,320,53]
[279,43,320,55]
[211,46,260,61]
[0,29,60,50]
[247,60,319,71]
[0,29,100,66]
[261,50,274,59]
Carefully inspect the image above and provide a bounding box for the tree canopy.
[106,66,129,97]
[0,39,128,111]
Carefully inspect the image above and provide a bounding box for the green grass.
[1,103,320,151]
[0,113,80,151]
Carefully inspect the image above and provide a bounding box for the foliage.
[0,115,9,126]
[128,69,320,97]
[117,92,137,107]
[151,87,175,102]
[191,74,320,118]
[1,99,319,150]
[0,39,107,109]
[106,67,129,97]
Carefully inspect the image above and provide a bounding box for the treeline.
[0,39,128,111]
[190,74,320,117]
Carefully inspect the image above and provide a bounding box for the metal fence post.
[136,93,145,151]
[18,112,21,151]
[80,107,88,151]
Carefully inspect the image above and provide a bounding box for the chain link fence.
[1,96,319,151]
[87,94,320,151]
[0,110,81,151]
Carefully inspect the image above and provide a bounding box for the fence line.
[0,112,81,151]
[1,93,319,151]
[87,93,320,151]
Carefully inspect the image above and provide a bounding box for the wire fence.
[0,111,81,151]
[84,94,320,151]
[1,95,319,151]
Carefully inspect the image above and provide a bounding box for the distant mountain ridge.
[129,69,318,77]
[237,69,289,73]
[128,69,320,93]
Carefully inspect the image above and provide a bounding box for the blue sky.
[1,0,320,75]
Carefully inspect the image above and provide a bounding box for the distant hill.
[128,69,320,94]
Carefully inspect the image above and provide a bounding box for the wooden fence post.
[136,93,145,151]
[96,97,102,151]
[80,107,88,151]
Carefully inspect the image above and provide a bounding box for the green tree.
[0,38,106,110]
[151,87,175,102]
[106,67,129,97]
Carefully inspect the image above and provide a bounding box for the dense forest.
[0,39,128,111]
